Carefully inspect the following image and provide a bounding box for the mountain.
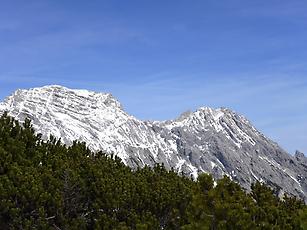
[1,85,307,200]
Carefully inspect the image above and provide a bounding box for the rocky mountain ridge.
[1,85,307,200]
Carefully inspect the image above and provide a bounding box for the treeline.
[0,112,307,229]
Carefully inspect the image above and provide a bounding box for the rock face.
[1,85,307,200]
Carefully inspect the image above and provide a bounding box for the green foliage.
[0,113,306,229]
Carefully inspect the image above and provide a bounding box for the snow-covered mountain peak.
[164,106,227,129]
[1,85,123,112]
[197,107,225,120]
[0,85,129,149]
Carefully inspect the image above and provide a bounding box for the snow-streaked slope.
[1,85,307,200]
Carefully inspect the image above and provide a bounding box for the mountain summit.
[1,85,307,200]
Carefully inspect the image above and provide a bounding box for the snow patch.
[211,161,216,169]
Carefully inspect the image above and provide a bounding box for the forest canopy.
[0,112,307,229]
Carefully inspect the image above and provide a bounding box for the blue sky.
[0,0,306,154]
